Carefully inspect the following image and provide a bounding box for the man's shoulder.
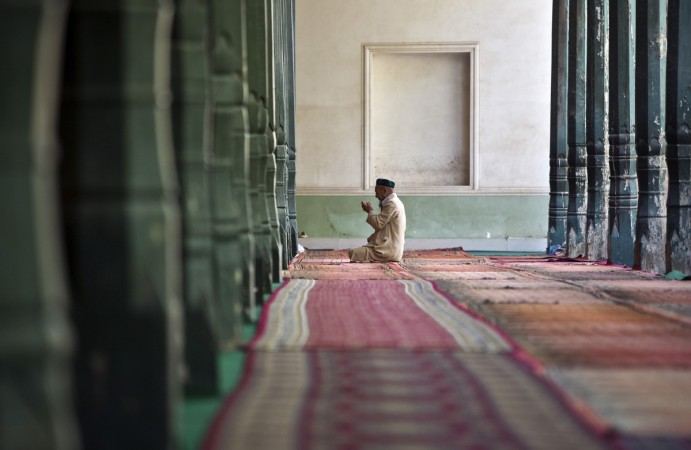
[385,194,404,210]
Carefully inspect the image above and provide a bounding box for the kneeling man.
[348,178,406,262]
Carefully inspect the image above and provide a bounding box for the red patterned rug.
[203,249,691,448]
[204,351,616,450]
[248,279,512,352]
[479,303,691,367]
[287,250,414,280]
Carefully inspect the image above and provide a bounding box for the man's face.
[374,185,387,201]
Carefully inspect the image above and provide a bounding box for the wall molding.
[296,186,549,196]
[299,237,547,252]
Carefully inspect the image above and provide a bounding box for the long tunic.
[349,193,406,262]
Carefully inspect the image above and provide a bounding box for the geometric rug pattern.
[204,351,615,450]
[204,248,691,450]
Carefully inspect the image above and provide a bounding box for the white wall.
[294,0,553,194]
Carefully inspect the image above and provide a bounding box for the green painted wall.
[296,195,549,239]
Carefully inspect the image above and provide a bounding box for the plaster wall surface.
[295,0,552,190]
[294,0,553,244]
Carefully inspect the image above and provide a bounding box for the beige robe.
[349,193,406,262]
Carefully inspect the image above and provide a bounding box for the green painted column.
[586,0,610,261]
[288,148,298,257]
[285,0,299,259]
[247,0,275,303]
[172,0,219,395]
[209,0,257,342]
[665,0,691,274]
[635,0,667,274]
[549,0,570,251]
[59,1,183,448]
[273,0,296,267]
[608,0,638,267]
[567,0,588,257]
[265,147,284,282]
[263,0,285,282]
[275,144,291,268]
[0,1,79,448]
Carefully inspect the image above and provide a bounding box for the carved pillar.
[265,145,284,282]
[172,0,219,394]
[275,144,291,268]
[608,0,638,267]
[567,0,588,257]
[549,0,570,251]
[59,1,183,448]
[209,0,256,341]
[635,0,667,273]
[288,148,298,257]
[273,0,295,267]
[586,0,610,260]
[285,0,299,259]
[665,0,691,274]
[264,0,284,281]
[247,0,275,303]
[0,1,79,448]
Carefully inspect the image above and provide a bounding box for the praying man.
[348,178,407,262]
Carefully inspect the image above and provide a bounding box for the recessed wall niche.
[363,43,478,192]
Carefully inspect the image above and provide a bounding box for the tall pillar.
[586,0,610,260]
[549,0,570,251]
[247,0,275,304]
[567,0,588,257]
[275,144,291,268]
[635,0,667,273]
[285,0,299,259]
[264,0,285,281]
[209,0,256,341]
[59,1,183,448]
[608,0,638,267]
[172,0,219,394]
[0,1,79,448]
[665,0,691,274]
[273,0,296,266]
[288,148,298,257]
[265,146,284,282]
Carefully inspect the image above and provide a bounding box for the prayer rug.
[403,270,537,281]
[478,304,691,367]
[248,279,512,352]
[403,247,480,260]
[501,262,661,282]
[203,351,616,450]
[288,250,413,280]
[436,278,578,290]
[586,280,691,326]
[549,368,691,438]
[438,284,605,305]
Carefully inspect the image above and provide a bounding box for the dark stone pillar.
[264,0,285,282]
[247,0,275,304]
[288,148,299,257]
[586,0,610,261]
[273,0,297,267]
[549,0,570,251]
[665,0,691,274]
[265,147,284,282]
[59,1,183,448]
[608,0,638,267]
[275,144,291,268]
[567,0,588,257]
[172,0,219,395]
[285,0,299,259]
[0,2,79,448]
[635,0,667,273]
[209,0,256,342]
